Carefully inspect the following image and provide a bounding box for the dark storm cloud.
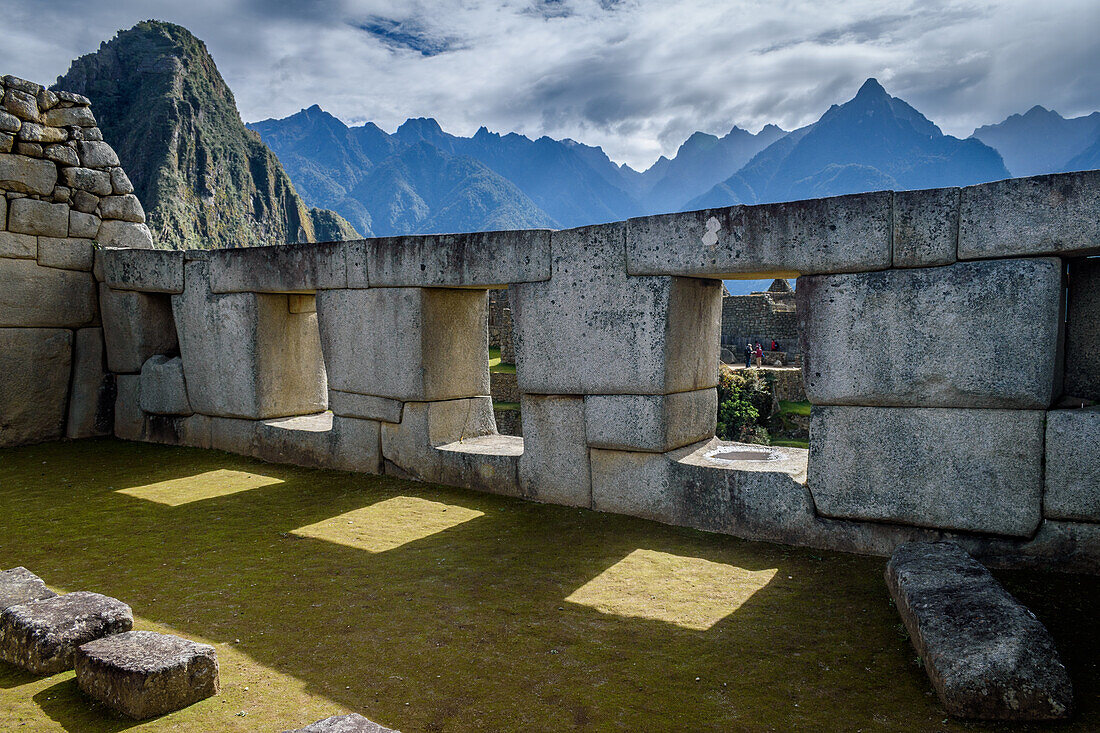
[1,0,1097,168]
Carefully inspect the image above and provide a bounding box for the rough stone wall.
[721,290,800,356]
[487,288,515,364]
[0,73,155,447]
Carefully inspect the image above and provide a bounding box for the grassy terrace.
[1,440,1099,731]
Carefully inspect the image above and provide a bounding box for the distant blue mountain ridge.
[248,78,1099,295]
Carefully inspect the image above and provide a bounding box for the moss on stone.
[1,438,1098,731]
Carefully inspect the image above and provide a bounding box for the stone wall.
[487,288,515,364]
[4,89,1100,574]
[0,74,153,447]
[721,285,800,356]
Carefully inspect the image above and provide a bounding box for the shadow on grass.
[1,438,1098,731]
[33,677,141,732]
[0,664,42,689]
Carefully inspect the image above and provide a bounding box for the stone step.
[284,713,399,732]
[75,630,219,719]
[885,542,1073,720]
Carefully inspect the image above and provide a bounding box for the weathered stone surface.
[43,143,80,167]
[1065,257,1100,401]
[114,374,144,441]
[110,167,133,194]
[317,287,489,402]
[959,170,1100,259]
[97,194,144,223]
[330,416,383,473]
[0,230,36,258]
[0,567,56,612]
[75,630,219,719]
[173,260,327,419]
[8,198,68,237]
[627,191,892,277]
[350,229,551,288]
[63,165,112,195]
[285,713,398,733]
[329,390,402,423]
[3,89,39,122]
[0,328,71,447]
[37,237,94,271]
[513,223,722,395]
[43,106,95,128]
[96,220,153,248]
[0,132,11,153]
[66,327,112,439]
[69,210,100,238]
[808,406,1044,536]
[0,258,95,327]
[0,197,5,229]
[209,417,259,456]
[893,187,959,268]
[14,142,42,157]
[0,591,133,675]
[17,122,66,144]
[71,190,100,214]
[101,248,184,293]
[99,285,178,373]
[1,155,60,196]
[76,140,119,168]
[209,241,347,293]
[885,542,1072,720]
[799,259,1063,409]
[381,397,520,494]
[139,355,192,416]
[1044,407,1100,522]
[590,439,818,542]
[518,394,591,506]
[584,389,717,452]
[3,76,41,95]
[0,110,20,133]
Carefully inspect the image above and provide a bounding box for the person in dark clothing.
[745,342,752,368]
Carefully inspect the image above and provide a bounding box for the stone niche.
[1064,257,1100,401]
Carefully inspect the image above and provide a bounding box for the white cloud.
[1,0,1098,169]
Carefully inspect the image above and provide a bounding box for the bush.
[716,367,775,444]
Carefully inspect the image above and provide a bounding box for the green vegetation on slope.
[2,439,1099,731]
[53,20,357,249]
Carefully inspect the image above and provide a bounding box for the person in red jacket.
[753,343,764,367]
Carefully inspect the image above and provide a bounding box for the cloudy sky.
[2,0,1098,169]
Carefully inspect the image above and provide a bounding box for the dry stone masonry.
[0,74,153,448]
[2,72,1100,573]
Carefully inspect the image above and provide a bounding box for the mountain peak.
[855,77,888,99]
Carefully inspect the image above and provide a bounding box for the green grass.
[778,400,812,416]
[770,439,810,449]
[2,439,1099,731]
[493,401,521,411]
[487,347,517,374]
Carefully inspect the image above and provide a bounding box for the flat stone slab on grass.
[75,630,219,719]
[285,713,399,732]
[0,591,132,675]
[0,567,56,611]
[885,542,1073,721]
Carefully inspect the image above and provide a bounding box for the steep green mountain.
[688,79,1011,210]
[972,106,1100,177]
[54,20,357,249]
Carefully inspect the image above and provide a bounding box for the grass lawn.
[488,347,516,374]
[492,401,520,411]
[1,439,1098,731]
[778,400,812,416]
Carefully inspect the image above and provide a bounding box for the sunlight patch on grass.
[116,469,283,506]
[565,549,777,631]
[291,496,484,553]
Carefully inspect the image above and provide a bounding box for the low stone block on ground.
[518,394,590,506]
[626,191,892,277]
[885,542,1072,720]
[0,328,71,447]
[209,241,347,293]
[0,591,133,675]
[285,713,399,732]
[959,170,1100,259]
[350,229,550,288]
[584,388,717,452]
[75,630,219,719]
[0,567,56,611]
[798,258,1063,409]
[99,285,178,373]
[317,287,488,402]
[1044,407,1100,522]
[808,406,1044,537]
[512,223,722,395]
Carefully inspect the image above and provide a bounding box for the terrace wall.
[4,72,1100,572]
